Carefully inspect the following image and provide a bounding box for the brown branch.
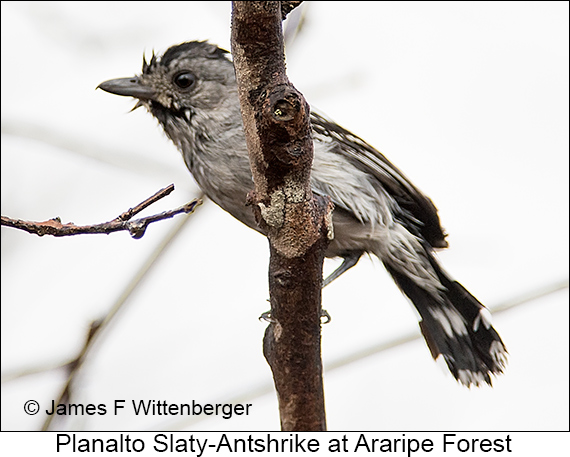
[231,1,332,431]
[1,184,201,239]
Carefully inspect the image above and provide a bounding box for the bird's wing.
[310,111,448,248]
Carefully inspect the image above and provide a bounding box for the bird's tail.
[383,253,507,387]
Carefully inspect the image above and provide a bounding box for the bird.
[98,40,507,387]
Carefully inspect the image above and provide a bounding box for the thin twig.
[1,184,201,239]
[115,184,175,221]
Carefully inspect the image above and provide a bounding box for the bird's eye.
[174,72,196,89]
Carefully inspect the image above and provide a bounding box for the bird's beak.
[97,77,156,100]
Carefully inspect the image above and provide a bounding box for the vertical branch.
[231,2,332,431]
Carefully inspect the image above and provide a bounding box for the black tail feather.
[384,258,507,387]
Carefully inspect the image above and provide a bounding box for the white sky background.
[1,0,569,437]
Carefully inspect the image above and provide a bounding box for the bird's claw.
[259,311,275,323]
[321,309,332,324]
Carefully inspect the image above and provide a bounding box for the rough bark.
[231,1,332,431]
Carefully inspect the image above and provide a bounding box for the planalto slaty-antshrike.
[99,41,507,387]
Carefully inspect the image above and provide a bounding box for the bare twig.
[41,319,101,431]
[1,184,201,239]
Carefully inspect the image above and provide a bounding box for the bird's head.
[98,41,236,126]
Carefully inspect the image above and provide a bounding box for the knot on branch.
[261,84,311,166]
[272,96,299,123]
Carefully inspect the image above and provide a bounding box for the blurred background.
[1,1,568,432]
